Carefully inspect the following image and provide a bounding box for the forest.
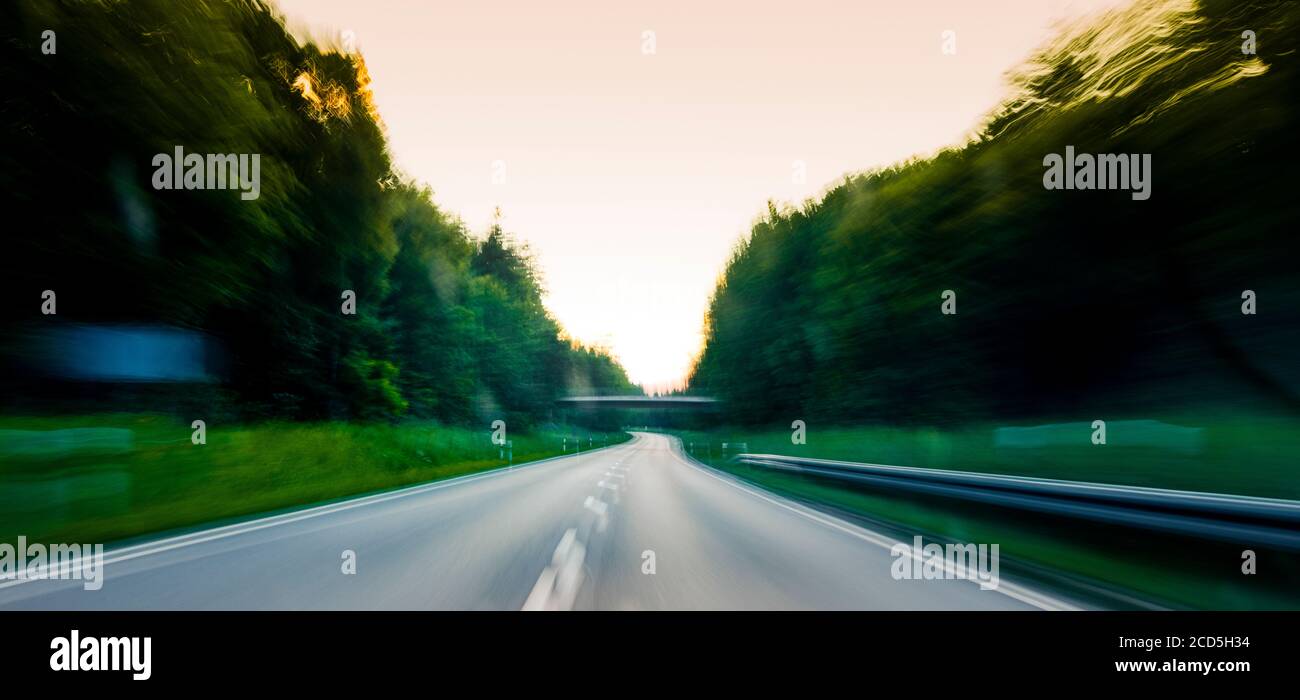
[688,0,1300,427]
[1,0,639,428]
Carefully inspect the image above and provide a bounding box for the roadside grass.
[673,416,1300,499]
[0,414,628,547]
[668,417,1300,610]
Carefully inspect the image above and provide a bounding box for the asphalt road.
[0,432,1071,610]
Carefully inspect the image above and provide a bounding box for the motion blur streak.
[689,0,1300,425]
[2,0,1298,612]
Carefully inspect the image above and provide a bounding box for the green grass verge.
[674,416,1300,499]
[668,419,1300,610]
[0,414,628,547]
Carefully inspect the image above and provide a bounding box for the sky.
[274,0,1131,394]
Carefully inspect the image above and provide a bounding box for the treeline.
[689,0,1300,425]
[0,0,637,425]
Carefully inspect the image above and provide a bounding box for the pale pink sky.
[275,0,1131,393]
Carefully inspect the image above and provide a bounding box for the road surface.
[0,432,1071,610]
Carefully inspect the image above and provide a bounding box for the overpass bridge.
[554,396,718,410]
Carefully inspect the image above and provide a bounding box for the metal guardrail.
[732,454,1300,551]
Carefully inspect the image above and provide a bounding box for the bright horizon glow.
[274,0,1132,393]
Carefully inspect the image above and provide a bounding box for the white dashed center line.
[522,528,587,611]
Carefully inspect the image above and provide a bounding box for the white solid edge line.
[0,437,639,591]
[669,439,1079,611]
